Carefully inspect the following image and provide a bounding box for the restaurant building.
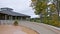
[0,7,30,20]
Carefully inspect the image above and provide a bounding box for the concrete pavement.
[19,21,60,34]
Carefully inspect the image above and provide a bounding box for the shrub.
[55,21,60,27]
[14,21,18,26]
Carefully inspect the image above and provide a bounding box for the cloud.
[0,0,38,18]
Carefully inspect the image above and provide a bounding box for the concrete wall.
[0,20,30,25]
[0,20,16,25]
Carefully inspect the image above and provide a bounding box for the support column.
[21,17,22,20]
[9,16,10,20]
[5,15,7,20]
[18,17,20,20]
[5,15,7,25]
[11,16,12,20]
[9,16,12,20]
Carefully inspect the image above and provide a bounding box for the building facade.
[0,7,30,20]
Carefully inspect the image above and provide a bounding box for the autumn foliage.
[31,0,60,27]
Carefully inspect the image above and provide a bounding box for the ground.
[0,21,60,34]
[0,25,38,34]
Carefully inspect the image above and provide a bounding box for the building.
[0,7,30,20]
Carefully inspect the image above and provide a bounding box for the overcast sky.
[0,0,38,18]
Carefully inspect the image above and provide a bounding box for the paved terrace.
[0,20,60,34]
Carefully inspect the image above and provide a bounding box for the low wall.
[0,20,16,25]
[0,20,30,25]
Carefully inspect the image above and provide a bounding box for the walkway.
[19,21,60,34]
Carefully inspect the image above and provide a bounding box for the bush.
[14,21,18,26]
[43,18,60,27]
[54,21,60,27]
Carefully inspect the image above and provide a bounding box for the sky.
[0,0,38,18]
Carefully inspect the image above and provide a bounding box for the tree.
[31,0,60,27]
[31,0,57,18]
[31,0,51,22]
[31,0,47,15]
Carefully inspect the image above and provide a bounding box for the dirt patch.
[0,25,39,34]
